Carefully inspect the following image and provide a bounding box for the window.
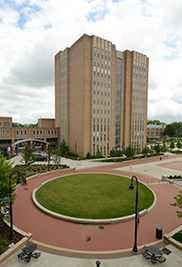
[17,130,19,135]
[21,130,23,135]
[40,130,43,135]
[4,122,10,127]
[24,130,27,135]
[37,130,39,135]
[48,130,50,134]
[33,130,35,135]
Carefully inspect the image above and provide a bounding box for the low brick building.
[147,124,166,142]
[0,117,60,154]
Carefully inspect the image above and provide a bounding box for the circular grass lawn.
[35,173,154,220]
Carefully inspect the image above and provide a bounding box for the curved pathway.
[13,155,182,256]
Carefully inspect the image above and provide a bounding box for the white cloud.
[0,0,182,124]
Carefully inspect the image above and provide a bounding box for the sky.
[0,0,182,124]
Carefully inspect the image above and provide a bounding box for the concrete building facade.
[55,34,149,157]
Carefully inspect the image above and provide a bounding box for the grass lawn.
[36,173,154,219]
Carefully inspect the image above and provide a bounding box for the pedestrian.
[22,176,27,185]
[130,164,132,170]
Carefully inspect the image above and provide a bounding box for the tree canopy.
[170,191,182,218]
[59,139,69,156]
[21,148,36,165]
[124,145,136,158]
[0,151,16,223]
[163,124,178,137]
[147,119,166,125]
[171,122,182,137]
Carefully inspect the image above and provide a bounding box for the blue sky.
[0,0,182,124]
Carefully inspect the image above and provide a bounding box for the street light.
[9,170,20,240]
[128,175,139,254]
[48,146,50,171]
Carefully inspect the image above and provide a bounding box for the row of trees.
[109,139,182,159]
[0,151,16,224]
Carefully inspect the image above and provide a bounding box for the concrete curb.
[32,239,166,259]
[32,187,148,224]
[0,232,32,264]
[31,171,157,224]
[164,224,182,251]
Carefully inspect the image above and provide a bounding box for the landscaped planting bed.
[13,163,69,178]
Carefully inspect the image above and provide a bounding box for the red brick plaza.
[13,155,182,255]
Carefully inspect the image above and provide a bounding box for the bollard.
[96,260,101,266]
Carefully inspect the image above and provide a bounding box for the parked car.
[35,156,48,161]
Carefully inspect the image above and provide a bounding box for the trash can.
[156,227,162,239]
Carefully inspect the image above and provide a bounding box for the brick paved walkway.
[13,155,182,254]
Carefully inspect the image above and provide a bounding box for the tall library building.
[55,34,149,157]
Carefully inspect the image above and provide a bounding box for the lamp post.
[9,170,20,240]
[48,146,50,171]
[128,175,139,254]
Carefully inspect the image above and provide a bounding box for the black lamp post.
[9,170,20,240]
[128,175,139,254]
[48,147,50,171]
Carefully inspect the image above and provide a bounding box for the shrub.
[86,152,91,159]
[96,149,103,158]
[0,245,4,254]
[68,152,79,157]
[116,149,123,157]
[173,232,182,242]
[9,154,16,159]
[110,147,117,157]
[0,239,7,247]
[168,175,182,179]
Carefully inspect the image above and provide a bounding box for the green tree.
[170,191,182,218]
[161,141,168,152]
[170,140,175,149]
[86,152,91,159]
[142,145,149,156]
[30,123,38,127]
[116,149,123,157]
[149,145,154,156]
[124,145,136,158]
[171,122,182,137]
[154,144,161,154]
[163,124,178,137]
[110,147,117,157]
[177,139,182,149]
[21,148,36,165]
[96,149,103,158]
[147,119,166,125]
[50,149,61,166]
[0,151,16,224]
[59,139,69,156]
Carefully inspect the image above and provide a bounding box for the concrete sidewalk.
[1,244,182,266]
